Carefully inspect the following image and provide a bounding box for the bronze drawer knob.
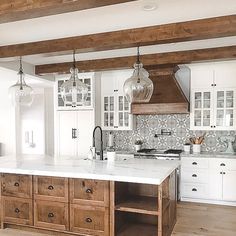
[14,182,20,187]
[86,188,93,194]
[15,208,20,213]
[48,213,54,218]
[48,185,54,190]
[85,217,93,223]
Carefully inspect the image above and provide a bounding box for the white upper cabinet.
[101,70,135,130]
[189,61,236,130]
[55,72,94,110]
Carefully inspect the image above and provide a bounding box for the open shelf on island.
[117,223,157,236]
[115,196,158,215]
[115,211,158,236]
[114,182,159,215]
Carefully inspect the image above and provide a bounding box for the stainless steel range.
[134,149,181,200]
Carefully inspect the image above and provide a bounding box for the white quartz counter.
[0,155,179,185]
[181,152,236,159]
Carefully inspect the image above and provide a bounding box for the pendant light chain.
[19,56,23,90]
[137,47,141,83]
[72,50,76,86]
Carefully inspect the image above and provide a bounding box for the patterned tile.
[103,114,236,152]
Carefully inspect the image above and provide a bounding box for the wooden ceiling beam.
[1,15,236,58]
[35,45,236,75]
[0,0,137,23]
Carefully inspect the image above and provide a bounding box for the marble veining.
[0,155,179,185]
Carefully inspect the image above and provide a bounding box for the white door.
[214,62,236,88]
[213,89,236,130]
[208,169,223,200]
[77,110,95,157]
[190,65,214,89]
[190,89,214,130]
[222,170,236,201]
[57,111,77,157]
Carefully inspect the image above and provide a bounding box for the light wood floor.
[0,202,236,236]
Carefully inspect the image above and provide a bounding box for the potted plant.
[134,140,143,151]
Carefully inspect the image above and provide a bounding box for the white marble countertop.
[181,152,236,159]
[0,155,180,185]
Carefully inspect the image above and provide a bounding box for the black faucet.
[92,126,104,160]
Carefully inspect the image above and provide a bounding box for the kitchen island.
[0,155,179,236]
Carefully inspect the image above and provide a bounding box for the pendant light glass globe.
[8,57,34,107]
[60,52,88,108]
[123,47,154,103]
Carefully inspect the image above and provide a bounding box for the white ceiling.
[0,0,235,65]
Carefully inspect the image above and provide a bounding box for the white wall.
[0,70,18,156]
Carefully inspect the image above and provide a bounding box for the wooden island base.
[0,171,177,236]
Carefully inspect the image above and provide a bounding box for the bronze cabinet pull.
[48,185,54,190]
[192,188,197,192]
[48,213,54,218]
[86,188,93,194]
[85,217,92,223]
[15,208,20,213]
[14,182,20,187]
[192,174,197,177]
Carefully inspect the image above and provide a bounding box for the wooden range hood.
[131,67,189,115]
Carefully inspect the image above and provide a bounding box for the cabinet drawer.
[34,176,68,202]
[181,158,209,169]
[181,183,208,199]
[181,169,208,184]
[209,158,236,170]
[70,204,109,236]
[1,174,32,198]
[2,197,33,225]
[34,200,69,231]
[70,179,109,207]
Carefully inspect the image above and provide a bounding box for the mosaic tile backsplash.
[104,114,236,152]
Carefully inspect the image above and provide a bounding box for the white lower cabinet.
[222,170,236,201]
[181,157,236,205]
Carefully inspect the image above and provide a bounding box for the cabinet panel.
[70,204,109,236]
[222,171,236,201]
[56,74,94,110]
[181,183,208,199]
[57,111,77,156]
[70,179,109,207]
[2,197,33,226]
[190,65,213,89]
[34,200,69,231]
[181,169,208,184]
[34,176,69,202]
[190,89,214,130]
[1,174,32,198]
[208,169,223,200]
[181,158,209,169]
[214,89,236,130]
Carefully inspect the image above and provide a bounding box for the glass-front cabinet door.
[56,76,93,109]
[118,95,130,129]
[191,90,214,129]
[103,95,115,129]
[214,89,236,129]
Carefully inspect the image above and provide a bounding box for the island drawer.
[69,179,109,207]
[2,196,33,226]
[70,204,109,236]
[34,176,69,202]
[1,173,32,198]
[34,200,69,231]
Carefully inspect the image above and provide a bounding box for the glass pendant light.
[123,47,154,103]
[8,57,34,106]
[60,51,88,107]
